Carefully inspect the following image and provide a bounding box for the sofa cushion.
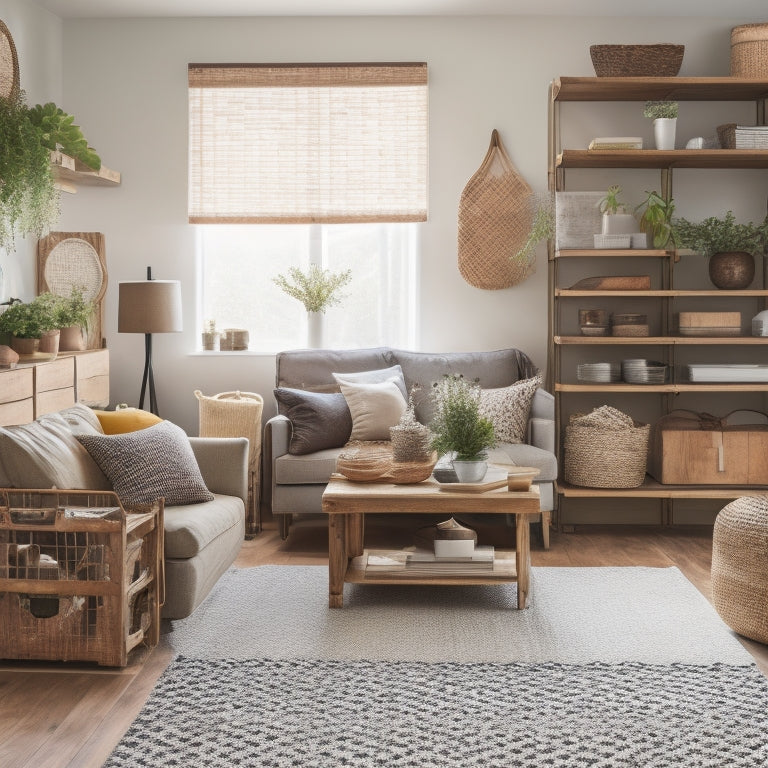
[77,420,215,506]
[94,408,163,434]
[275,447,345,485]
[0,406,110,490]
[332,365,408,400]
[479,374,542,444]
[338,378,408,441]
[274,387,352,455]
[164,493,244,559]
[487,443,558,482]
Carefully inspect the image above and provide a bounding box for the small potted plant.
[644,100,678,150]
[673,210,768,289]
[201,319,219,351]
[428,373,496,483]
[635,191,680,250]
[598,185,637,236]
[273,264,352,347]
[52,286,94,350]
[0,295,59,355]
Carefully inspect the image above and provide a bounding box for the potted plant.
[428,373,496,483]
[0,90,60,251]
[273,265,352,347]
[644,100,678,150]
[52,286,94,350]
[598,185,637,235]
[0,294,59,355]
[26,102,102,171]
[673,210,768,289]
[634,190,680,249]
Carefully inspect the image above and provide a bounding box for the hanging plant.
[0,90,59,251]
[27,102,101,171]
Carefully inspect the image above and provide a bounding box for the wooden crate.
[0,489,163,666]
[649,416,768,485]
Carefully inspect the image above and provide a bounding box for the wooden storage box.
[0,490,163,666]
[649,413,768,485]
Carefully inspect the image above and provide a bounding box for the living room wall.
[4,9,763,434]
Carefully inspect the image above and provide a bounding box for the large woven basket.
[731,23,768,77]
[711,496,768,644]
[589,44,684,77]
[564,406,650,488]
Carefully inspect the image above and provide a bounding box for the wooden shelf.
[551,76,768,103]
[556,383,768,393]
[557,477,768,498]
[556,289,768,297]
[554,249,669,259]
[50,151,121,193]
[557,149,768,170]
[555,335,768,345]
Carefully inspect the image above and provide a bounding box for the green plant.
[0,90,60,251]
[644,100,679,120]
[514,197,554,266]
[635,191,680,249]
[673,211,768,257]
[599,185,628,215]
[26,102,101,171]
[0,294,59,338]
[428,374,496,461]
[52,286,94,328]
[273,265,352,313]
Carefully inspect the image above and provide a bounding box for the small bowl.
[507,467,541,492]
[579,309,609,326]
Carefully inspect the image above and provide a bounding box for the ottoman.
[711,496,768,644]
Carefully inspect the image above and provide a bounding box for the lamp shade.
[118,280,183,334]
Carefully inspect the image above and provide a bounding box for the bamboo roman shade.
[188,63,428,224]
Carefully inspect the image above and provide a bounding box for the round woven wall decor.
[0,19,20,101]
[458,129,535,290]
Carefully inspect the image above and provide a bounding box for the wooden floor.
[1,517,767,768]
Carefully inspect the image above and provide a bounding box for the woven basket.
[0,20,19,101]
[564,406,650,488]
[730,23,768,77]
[390,422,432,462]
[711,496,768,644]
[589,44,684,77]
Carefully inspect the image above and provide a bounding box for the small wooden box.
[650,414,768,485]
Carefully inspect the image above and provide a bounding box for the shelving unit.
[548,76,768,528]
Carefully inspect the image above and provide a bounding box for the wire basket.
[589,44,684,77]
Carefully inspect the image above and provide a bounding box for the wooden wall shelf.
[50,151,121,193]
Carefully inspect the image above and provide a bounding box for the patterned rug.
[104,567,768,767]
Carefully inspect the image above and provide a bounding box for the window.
[189,62,427,349]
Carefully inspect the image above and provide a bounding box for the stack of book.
[588,136,643,150]
[360,546,498,577]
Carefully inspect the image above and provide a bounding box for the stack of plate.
[622,359,667,384]
[577,362,621,383]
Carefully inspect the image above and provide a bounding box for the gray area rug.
[104,567,768,767]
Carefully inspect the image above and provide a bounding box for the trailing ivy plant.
[0,90,60,251]
[27,102,101,171]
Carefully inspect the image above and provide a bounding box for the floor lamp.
[118,267,182,416]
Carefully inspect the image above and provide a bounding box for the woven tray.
[589,44,684,77]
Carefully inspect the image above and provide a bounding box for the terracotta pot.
[10,336,40,355]
[709,251,755,290]
[39,329,60,356]
[59,325,86,351]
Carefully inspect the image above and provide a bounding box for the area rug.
[104,567,768,767]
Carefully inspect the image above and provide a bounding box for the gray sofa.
[263,347,557,546]
[0,404,248,619]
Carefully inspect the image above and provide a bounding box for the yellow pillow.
[94,408,163,435]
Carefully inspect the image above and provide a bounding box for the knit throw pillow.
[479,374,541,444]
[77,420,214,506]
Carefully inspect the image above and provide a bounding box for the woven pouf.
[711,496,768,644]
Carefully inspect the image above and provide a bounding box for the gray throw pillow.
[274,387,353,455]
[76,420,214,506]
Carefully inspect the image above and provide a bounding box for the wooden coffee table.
[321,474,540,609]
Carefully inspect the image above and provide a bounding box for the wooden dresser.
[0,349,109,427]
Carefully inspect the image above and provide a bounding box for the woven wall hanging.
[0,19,19,102]
[458,129,535,290]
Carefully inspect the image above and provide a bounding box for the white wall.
[0,0,62,302]
[8,13,762,433]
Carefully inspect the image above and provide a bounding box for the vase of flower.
[307,311,324,349]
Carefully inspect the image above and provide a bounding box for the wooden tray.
[436,467,509,493]
[570,275,651,290]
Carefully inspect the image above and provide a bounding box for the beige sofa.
[0,404,248,619]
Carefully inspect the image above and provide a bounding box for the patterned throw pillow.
[76,420,214,506]
[479,374,542,444]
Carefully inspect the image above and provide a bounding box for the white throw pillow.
[332,365,408,401]
[338,378,408,441]
[479,374,542,444]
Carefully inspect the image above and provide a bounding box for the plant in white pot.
[644,100,678,150]
[428,373,496,483]
[598,185,637,236]
[273,265,351,348]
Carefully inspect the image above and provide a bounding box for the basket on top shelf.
[589,44,684,77]
[730,23,768,78]
[564,406,650,489]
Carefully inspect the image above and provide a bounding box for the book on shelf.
[358,546,500,576]
[588,136,643,150]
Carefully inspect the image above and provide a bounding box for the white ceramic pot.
[653,117,677,150]
[601,212,637,235]
[307,311,324,348]
[452,459,488,483]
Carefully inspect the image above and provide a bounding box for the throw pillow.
[274,388,353,455]
[76,420,214,506]
[479,374,542,444]
[94,408,163,435]
[332,365,408,401]
[338,378,408,441]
